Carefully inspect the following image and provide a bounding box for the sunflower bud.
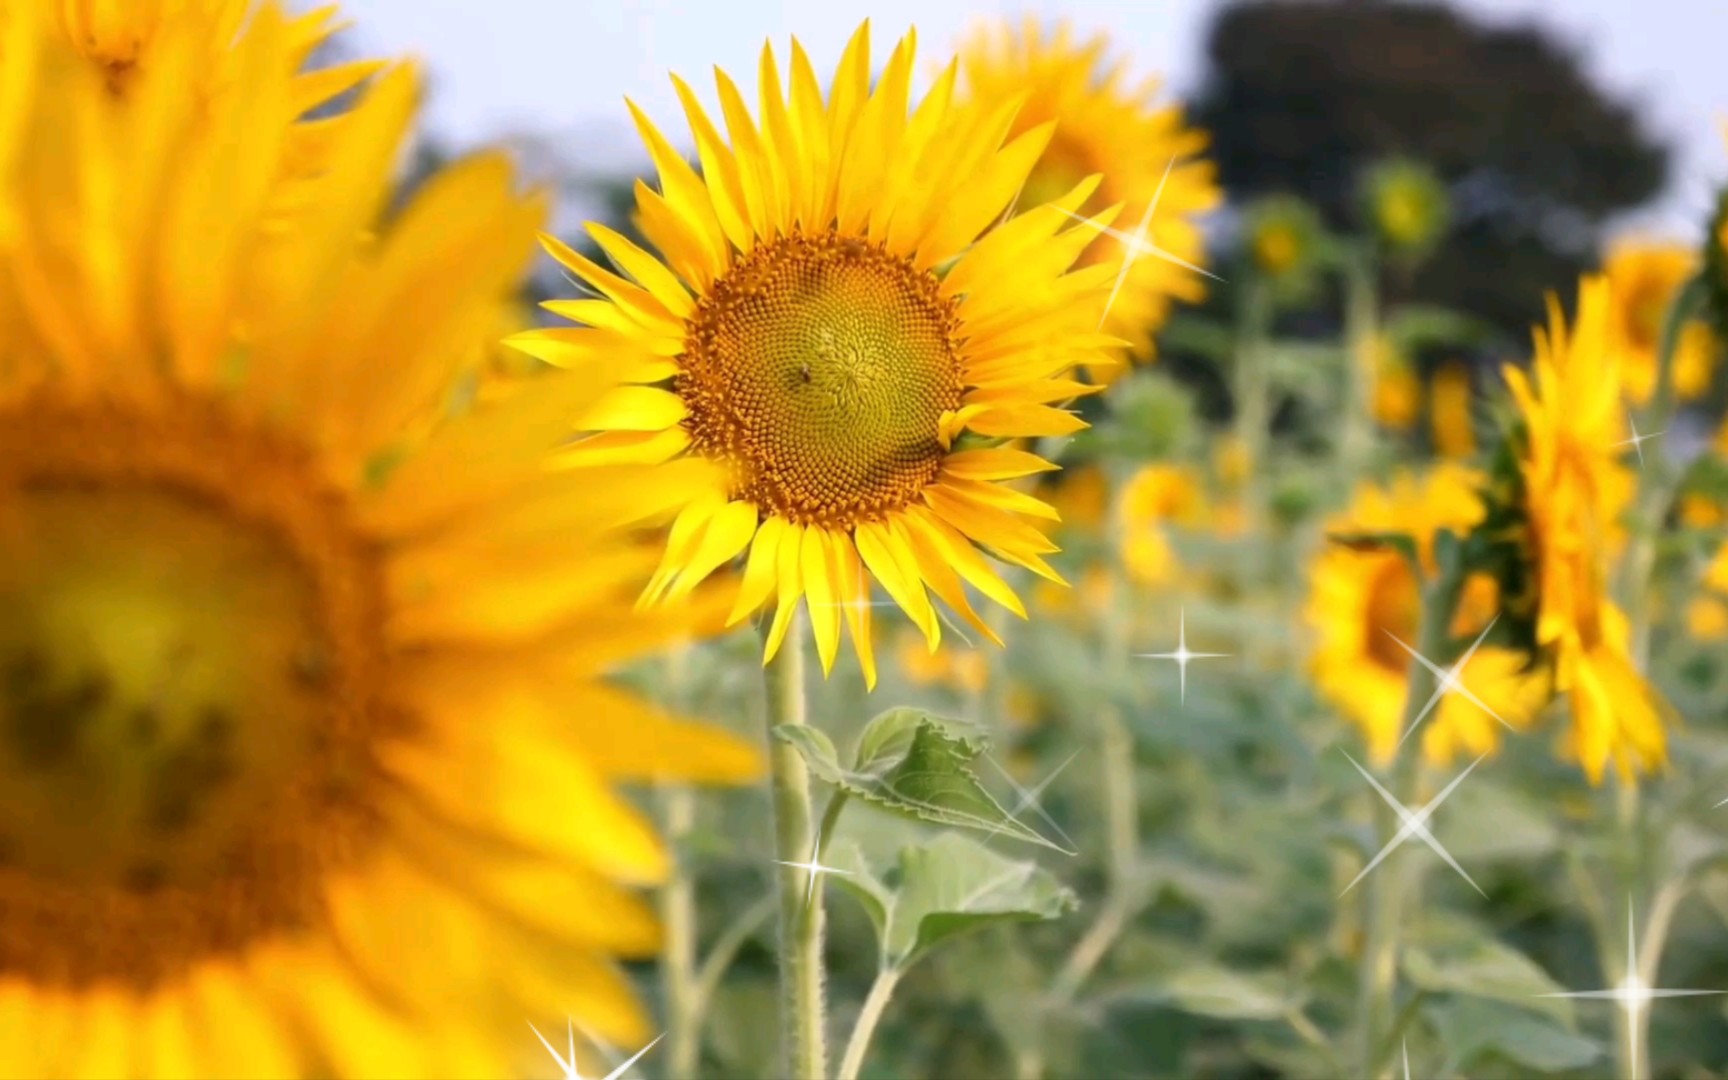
[1362,159,1449,264]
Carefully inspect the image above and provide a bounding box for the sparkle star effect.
[1614,415,1664,469]
[776,832,852,909]
[1339,750,1488,897]
[1386,615,1508,751]
[528,1018,663,1080]
[1136,608,1229,704]
[1056,156,1224,326]
[1537,900,1722,1080]
[982,748,1081,854]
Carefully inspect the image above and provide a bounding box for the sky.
[339,0,1727,239]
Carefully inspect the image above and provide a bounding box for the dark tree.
[1190,0,1671,333]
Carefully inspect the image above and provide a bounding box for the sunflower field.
[2,0,1728,1077]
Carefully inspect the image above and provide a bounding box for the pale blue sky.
[340,0,1725,239]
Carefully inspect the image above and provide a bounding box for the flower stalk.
[760,615,829,1080]
[1354,570,1455,1080]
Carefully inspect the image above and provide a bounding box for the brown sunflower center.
[1364,557,1420,673]
[679,232,964,527]
[0,397,388,989]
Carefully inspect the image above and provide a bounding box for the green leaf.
[787,709,1067,851]
[1157,963,1300,1020]
[852,708,989,773]
[772,724,843,785]
[830,832,1077,969]
[1403,933,1575,1025]
[1426,997,1602,1073]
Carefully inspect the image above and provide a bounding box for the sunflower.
[1361,158,1448,262]
[1116,463,1205,587]
[1367,335,1421,431]
[515,24,1122,687]
[1685,542,1728,640]
[1430,361,1477,459]
[0,9,757,1077]
[1602,241,1718,405]
[955,18,1220,363]
[55,0,379,105]
[1505,277,1667,781]
[1304,466,1546,766]
[896,632,988,696]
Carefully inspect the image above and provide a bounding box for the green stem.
[659,787,701,1080]
[835,968,903,1080]
[1340,244,1381,485]
[1354,578,1451,1080]
[760,615,828,1080]
[1621,274,1709,664]
[691,894,776,1025]
[1014,583,1142,1080]
[1233,277,1275,530]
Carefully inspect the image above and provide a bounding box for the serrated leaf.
[830,832,1077,969]
[787,711,1067,851]
[852,707,989,773]
[1404,935,1574,1025]
[1426,997,1602,1073]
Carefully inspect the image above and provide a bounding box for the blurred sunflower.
[1430,361,1477,459]
[1244,195,1323,283]
[55,0,379,107]
[1505,278,1667,782]
[1602,241,1718,405]
[1117,463,1205,587]
[1361,159,1449,262]
[955,18,1219,365]
[1304,466,1546,766]
[0,9,756,1077]
[516,24,1121,687]
[1685,543,1728,639]
[1367,335,1421,431]
[896,632,989,696]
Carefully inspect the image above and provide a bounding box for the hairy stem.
[760,616,827,1079]
[659,786,700,1080]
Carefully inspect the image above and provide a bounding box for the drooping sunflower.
[955,18,1220,364]
[515,24,1122,687]
[0,9,756,1077]
[1602,241,1719,405]
[1304,466,1547,766]
[1505,277,1667,782]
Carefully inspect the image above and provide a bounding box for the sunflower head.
[1430,361,1477,459]
[1501,276,1668,781]
[956,18,1221,364]
[1305,466,1545,766]
[1244,194,1323,284]
[517,23,1122,686]
[1116,463,1205,587]
[1603,240,1719,405]
[1361,158,1448,262]
[1367,335,1422,431]
[0,7,758,1073]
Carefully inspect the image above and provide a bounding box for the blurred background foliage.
[390,0,1728,1077]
